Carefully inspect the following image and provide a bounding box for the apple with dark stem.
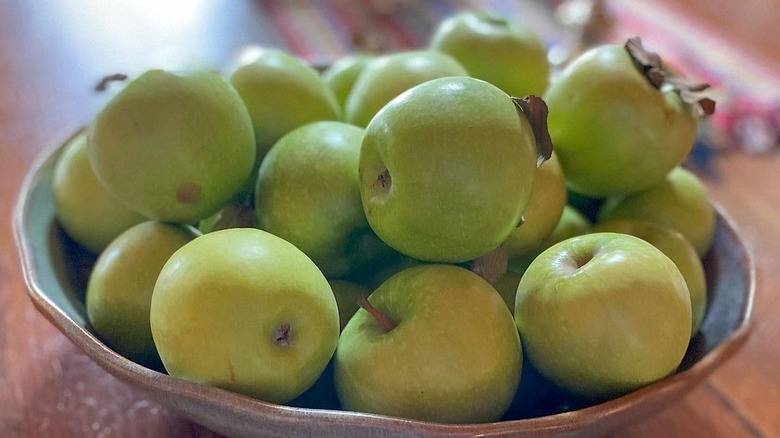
[334,264,522,423]
[358,76,552,263]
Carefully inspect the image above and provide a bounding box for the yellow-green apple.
[321,53,374,110]
[86,221,199,367]
[228,47,341,163]
[150,228,340,404]
[429,9,550,97]
[88,69,256,224]
[515,232,691,399]
[255,121,391,278]
[544,38,712,197]
[52,131,147,254]
[507,204,592,274]
[593,219,707,336]
[597,166,715,255]
[359,76,548,262]
[503,151,567,259]
[334,264,522,423]
[344,50,468,127]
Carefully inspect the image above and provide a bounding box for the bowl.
[14,129,755,437]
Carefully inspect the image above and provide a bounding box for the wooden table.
[2,1,778,436]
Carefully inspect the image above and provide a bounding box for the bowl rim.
[13,130,756,436]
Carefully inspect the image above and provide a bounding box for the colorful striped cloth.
[255,0,779,158]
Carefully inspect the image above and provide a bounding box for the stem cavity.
[358,297,397,332]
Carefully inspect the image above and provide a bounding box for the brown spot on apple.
[376,169,391,191]
[177,182,201,204]
[272,323,292,347]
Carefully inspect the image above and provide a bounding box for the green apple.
[344,50,468,127]
[597,166,715,255]
[335,264,522,423]
[86,221,199,367]
[228,47,341,163]
[321,53,374,110]
[593,219,707,336]
[52,130,147,254]
[503,151,567,259]
[150,228,339,404]
[89,69,256,224]
[543,40,701,197]
[255,121,390,278]
[359,76,543,262]
[328,280,371,331]
[515,232,692,399]
[508,204,592,274]
[429,9,550,97]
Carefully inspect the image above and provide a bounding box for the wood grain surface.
[2,1,778,437]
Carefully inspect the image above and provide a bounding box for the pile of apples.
[51,9,717,424]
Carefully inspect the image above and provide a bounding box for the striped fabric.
[254,0,778,155]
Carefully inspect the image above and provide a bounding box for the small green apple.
[52,130,147,254]
[335,264,522,423]
[429,9,550,97]
[88,69,257,224]
[228,47,341,163]
[544,39,704,197]
[593,219,707,336]
[344,50,468,127]
[150,228,339,404]
[515,232,691,399]
[86,221,200,367]
[508,204,592,274]
[321,53,374,110]
[598,166,715,256]
[359,76,546,262]
[503,151,567,259]
[255,121,390,278]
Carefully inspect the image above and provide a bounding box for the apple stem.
[512,96,554,167]
[95,73,128,92]
[624,37,715,116]
[358,297,397,332]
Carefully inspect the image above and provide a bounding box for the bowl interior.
[14,137,755,437]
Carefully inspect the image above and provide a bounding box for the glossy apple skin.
[52,131,147,254]
[503,151,567,259]
[86,221,199,367]
[255,121,388,278]
[344,50,468,127]
[335,264,522,423]
[150,228,340,404]
[515,232,691,399]
[429,10,550,97]
[544,44,698,197]
[321,53,373,110]
[89,69,257,224]
[598,166,715,256]
[593,219,707,336]
[508,204,592,274]
[228,47,341,162]
[359,76,538,262]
